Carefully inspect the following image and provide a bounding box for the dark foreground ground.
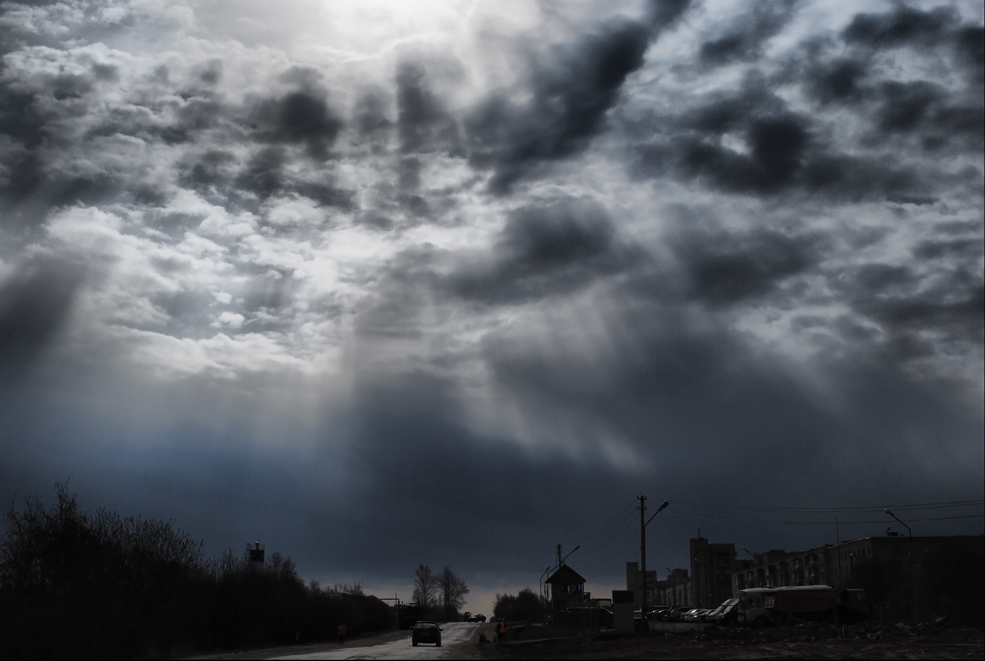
[186,628,414,659]
[479,620,985,660]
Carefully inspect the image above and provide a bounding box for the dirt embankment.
[478,620,985,660]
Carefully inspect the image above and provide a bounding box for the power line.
[569,498,981,583]
[581,500,636,547]
[580,503,639,555]
[669,499,983,513]
[587,550,639,580]
[664,510,984,525]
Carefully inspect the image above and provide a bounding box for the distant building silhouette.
[247,541,265,570]
[545,563,586,611]
[691,536,737,608]
[730,534,984,623]
[625,561,656,610]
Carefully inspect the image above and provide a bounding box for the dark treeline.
[493,587,546,623]
[0,483,395,659]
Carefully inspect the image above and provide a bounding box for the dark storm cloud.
[0,258,82,379]
[956,24,985,82]
[294,181,355,209]
[698,0,799,66]
[805,57,868,105]
[465,8,685,193]
[249,88,343,161]
[354,87,391,135]
[0,85,46,150]
[634,88,942,200]
[635,100,824,195]
[840,263,985,354]
[449,200,641,304]
[842,4,964,51]
[235,147,286,200]
[182,146,353,210]
[668,223,821,307]
[870,81,984,151]
[182,150,238,192]
[628,4,983,199]
[840,4,984,86]
[395,62,460,155]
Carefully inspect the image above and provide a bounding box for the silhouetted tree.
[438,565,469,619]
[0,482,207,658]
[0,482,398,658]
[493,587,545,623]
[413,563,438,609]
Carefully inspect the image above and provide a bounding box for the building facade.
[625,561,657,610]
[545,564,587,612]
[653,568,692,609]
[690,536,737,608]
[729,534,983,623]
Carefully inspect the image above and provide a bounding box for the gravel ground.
[478,621,985,660]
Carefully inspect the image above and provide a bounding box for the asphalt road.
[273,623,479,660]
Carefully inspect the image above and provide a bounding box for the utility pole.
[638,495,647,631]
[886,509,918,622]
[637,498,669,630]
[557,544,562,568]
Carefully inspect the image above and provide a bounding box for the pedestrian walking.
[495,618,507,642]
[337,621,347,645]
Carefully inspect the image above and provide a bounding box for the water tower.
[246,540,265,570]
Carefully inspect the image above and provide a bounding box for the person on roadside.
[337,621,347,645]
[495,618,507,642]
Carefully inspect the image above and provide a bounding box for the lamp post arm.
[886,510,912,538]
[644,501,670,527]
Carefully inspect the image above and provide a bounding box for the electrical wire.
[587,550,639,580]
[580,500,636,547]
[578,501,639,555]
[569,498,981,583]
[668,499,983,513]
[664,510,984,525]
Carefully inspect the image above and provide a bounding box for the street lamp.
[885,509,918,621]
[640,499,669,632]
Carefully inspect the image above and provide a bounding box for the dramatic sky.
[1,0,983,612]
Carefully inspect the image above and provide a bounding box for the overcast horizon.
[1,0,982,616]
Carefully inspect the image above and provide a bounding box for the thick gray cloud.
[0,258,83,378]
[0,0,981,612]
[466,1,690,193]
[698,0,800,66]
[449,199,641,304]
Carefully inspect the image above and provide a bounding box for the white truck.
[733,586,868,626]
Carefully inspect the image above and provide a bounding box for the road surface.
[274,623,479,660]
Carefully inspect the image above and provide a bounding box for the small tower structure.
[247,540,265,570]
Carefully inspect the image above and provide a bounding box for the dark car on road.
[412,621,442,647]
[463,612,487,623]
